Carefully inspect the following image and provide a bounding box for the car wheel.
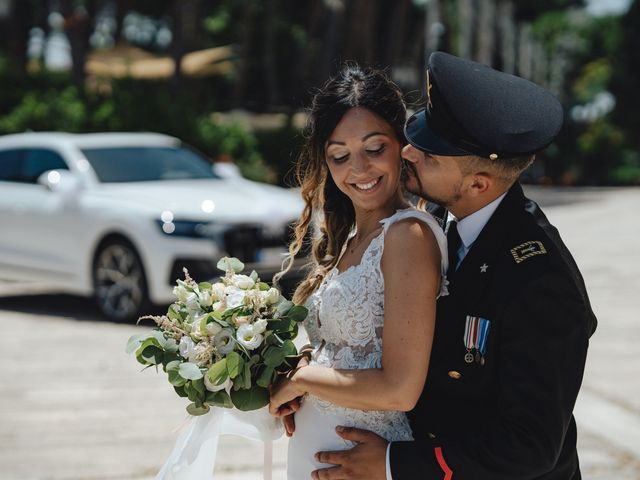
[93,238,149,322]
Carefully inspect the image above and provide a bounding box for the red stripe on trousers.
[434,447,453,480]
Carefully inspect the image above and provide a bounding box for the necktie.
[446,220,462,275]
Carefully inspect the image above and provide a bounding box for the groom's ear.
[466,172,492,196]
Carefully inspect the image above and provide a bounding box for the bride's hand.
[269,368,307,415]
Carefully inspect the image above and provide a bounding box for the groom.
[312,52,597,479]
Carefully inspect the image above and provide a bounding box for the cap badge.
[511,240,547,264]
[426,69,434,110]
[463,315,490,365]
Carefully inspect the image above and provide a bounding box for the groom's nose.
[401,144,422,164]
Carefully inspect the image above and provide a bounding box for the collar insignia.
[426,69,433,110]
[511,241,547,264]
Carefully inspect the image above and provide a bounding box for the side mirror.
[37,169,82,195]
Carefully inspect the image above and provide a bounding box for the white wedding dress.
[287,208,448,479]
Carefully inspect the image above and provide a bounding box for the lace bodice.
[302,208,448,442]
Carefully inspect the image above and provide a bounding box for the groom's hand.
[313,426,388,479]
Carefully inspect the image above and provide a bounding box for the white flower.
[173,283,190,303]
[253,318,268,334]
[211,283,226,301]
[198,289,213,308]
[185,292,201,313]
[214,328,236,355]
[204,375,231,392]
[179,336,196,360]
[225,286,245,308]
[265,287,281,305]
[205,321,223,336]
[233,274,255,290]
[236,324,264,350]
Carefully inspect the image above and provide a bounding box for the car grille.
[223,225,262,263]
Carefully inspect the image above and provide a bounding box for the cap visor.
[404,109,469,156]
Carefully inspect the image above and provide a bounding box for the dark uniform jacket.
[391,183,597,480]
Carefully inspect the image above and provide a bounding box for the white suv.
[0,132,304,321]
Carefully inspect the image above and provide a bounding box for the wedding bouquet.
[126,257,307,416]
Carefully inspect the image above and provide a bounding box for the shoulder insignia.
[511,240,547,264]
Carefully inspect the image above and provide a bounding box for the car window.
[0,149,25,182]
[22,149,69,183]
[80,146,221,183]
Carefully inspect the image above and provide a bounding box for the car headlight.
[155,219,211,238]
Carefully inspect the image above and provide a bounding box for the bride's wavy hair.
[273,62,407,305]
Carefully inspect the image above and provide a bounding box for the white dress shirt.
[385,192,506,480]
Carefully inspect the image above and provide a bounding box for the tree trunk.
[457,0,474,58]
[345,0,377,65]
[382,0,410,68]
[61,0,95,86]
[114,0,127,44]
[234,0,256,105]
[475,0,496,65]
[263,0,279,108]
[318,0,345,81]
[517,22,534,79]
[497,0,516,73]
[425,0,443,56]
[5,0,31,71]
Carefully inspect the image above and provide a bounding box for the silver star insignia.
[480,263,489,273]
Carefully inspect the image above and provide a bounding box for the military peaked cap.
[405,52,564,159]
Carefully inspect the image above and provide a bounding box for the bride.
[270,63,448,479]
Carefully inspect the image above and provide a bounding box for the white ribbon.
[155,406,283,480]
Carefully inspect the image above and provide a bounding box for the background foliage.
[0,0,638,185]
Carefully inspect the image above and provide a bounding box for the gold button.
[448,370,462,380]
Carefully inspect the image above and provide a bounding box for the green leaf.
[226,351,244,379]
[263,346,286,368]
[191,378,206,398]
[136,338,163,365]
[167,361,188,387]
[287,306,308,323]
[174,385,188,398]
[125,333,146,354]
[276,300,294,317]
[207,358,229,385]
[282,339,297,357]
[216,257,245,273]
[268,318,293,334]
[230,385,270,411]
[198,282,213,291]
[186,402,210,416]
[179,362,204,380]
[206,390,233,408]
[159,336,179,353]
[243,362,251,390]
[256,366,275,388]
[258,282,270,291]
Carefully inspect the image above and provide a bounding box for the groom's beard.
[402,161,462,207]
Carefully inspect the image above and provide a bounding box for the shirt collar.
[447,192,507,248]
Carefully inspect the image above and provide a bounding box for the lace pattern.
[301,208,448,443]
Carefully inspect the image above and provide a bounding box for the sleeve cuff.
[389,440,451,479]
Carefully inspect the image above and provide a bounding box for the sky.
[586,0,632,16]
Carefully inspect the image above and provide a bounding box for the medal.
[464,316,491,365]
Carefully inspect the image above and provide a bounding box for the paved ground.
[0,186,638,480]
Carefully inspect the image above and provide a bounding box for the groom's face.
[401,144,464,207]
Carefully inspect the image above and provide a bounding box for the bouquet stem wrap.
[155,406,283,480]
